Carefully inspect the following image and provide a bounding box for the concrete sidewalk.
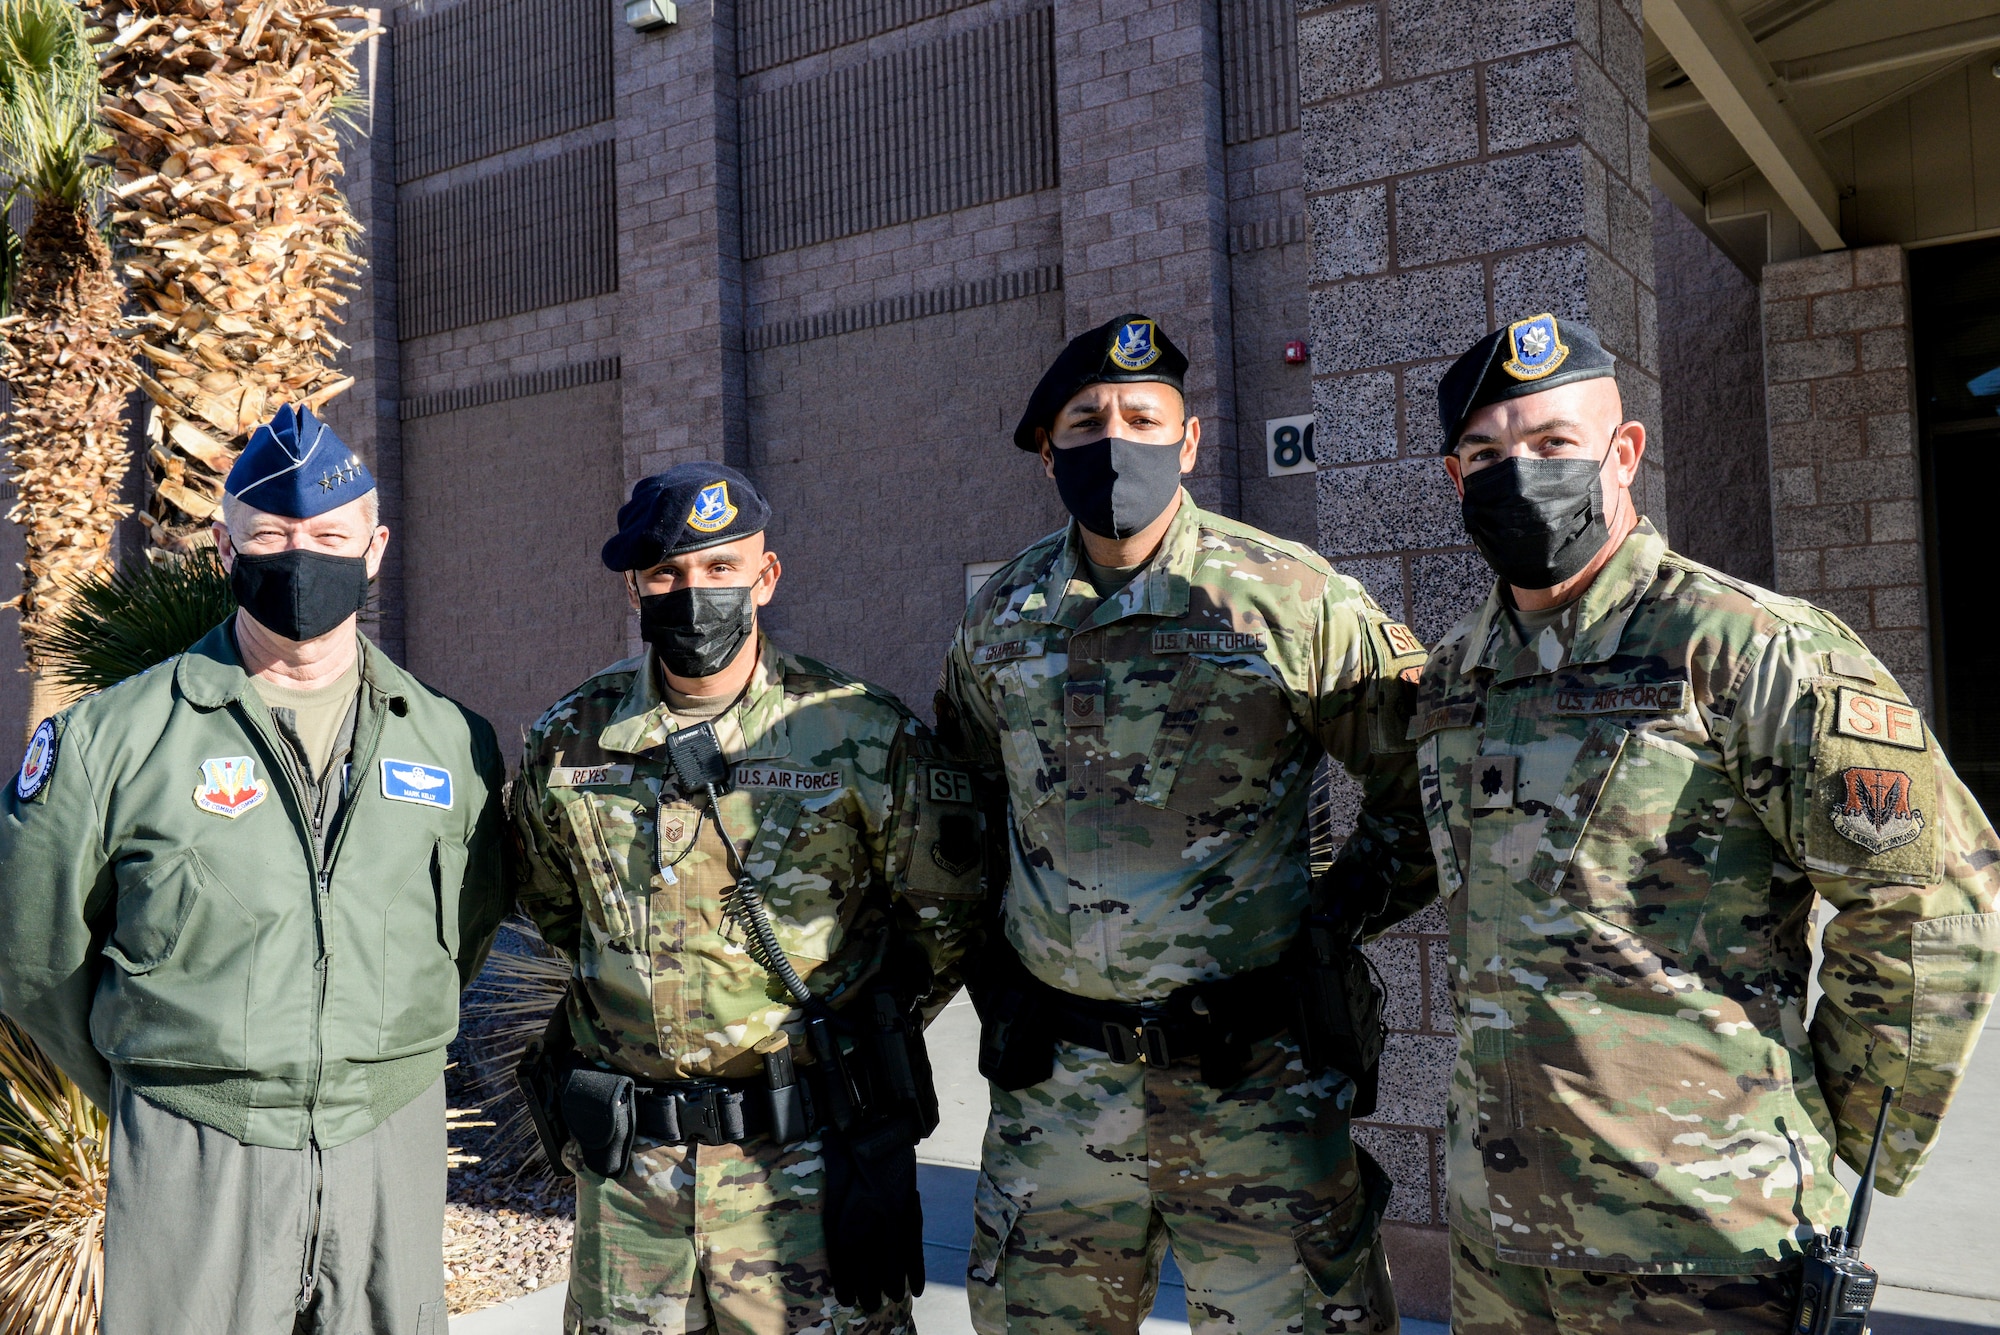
[453,997,1997,1333]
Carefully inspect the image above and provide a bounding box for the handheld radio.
[1791,1086,1894,1335]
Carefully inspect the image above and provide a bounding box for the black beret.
[1436,314,1616,451]
[601,463,772,572]
[1011,313,1189,450]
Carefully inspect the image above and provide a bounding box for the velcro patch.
[1152,630,1268,655]
[924,765,974,804]
[1379,622,1424,658]
[1064,679,1106,728]
[1824,652,1878,683]
[1552,680,1690,716]
[382,759,454,809]
[1472,754,1516,809]
[1833,687,1926,751]
[550,762,635,787]
[975,640,1044,666]
[1829,766,1925,855]
[732,764,844,795]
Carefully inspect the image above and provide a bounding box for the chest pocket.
[1531,721,1738,958]
[991,661,1064,817]
[1138,654,1298,828]
[557,784,655,946]
[742,793,858,963]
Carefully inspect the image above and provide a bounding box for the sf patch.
[1829,766,1925,855]
[1379,621,1424,659]
[194,756,269,818]
[1807,682,1937,881]
[16,717,57,801]
[1501,313,1569,381]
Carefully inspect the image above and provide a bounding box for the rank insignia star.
[1501,312,1571,381]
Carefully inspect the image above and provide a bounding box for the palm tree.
[92,0,377,552]
[0,0,139,732]
[0,1016,106,1335]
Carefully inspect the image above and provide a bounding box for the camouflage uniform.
[1409,519,2000,1326]
[938,493,1437,1334]
[513,638,984,1334]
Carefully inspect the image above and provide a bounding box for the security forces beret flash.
[224,404,375,518]
[1012,313,1189,450]
[601,463,772,572]
[1436,313,1616,450]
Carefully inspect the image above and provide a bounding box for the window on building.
[1911,236,2000,816]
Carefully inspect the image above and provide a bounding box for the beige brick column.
[615,2,747,482]
[1297,0,1663,1317]
[1054,0,1239,508]
[1760,246,1930,706]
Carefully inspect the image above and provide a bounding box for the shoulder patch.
[16,717,56,801]
[1378,621,1425,659]
[1833,687,1925,751]
[923,764,974,805]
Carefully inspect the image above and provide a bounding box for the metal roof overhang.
[1645,0,2000,274]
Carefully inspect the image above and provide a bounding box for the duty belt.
[626,1069,838,1147]
[1028,957,1294,1067]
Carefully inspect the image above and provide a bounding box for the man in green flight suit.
[511,464,986,1335]
[937,314,1439,1334]
[1412,314,2000,1333]
[0,404,509,1335]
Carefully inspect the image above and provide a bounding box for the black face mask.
[640,585,756,680]
[1050,435,1185,539]
[1459,453,1614,590]
[230,549,371,643]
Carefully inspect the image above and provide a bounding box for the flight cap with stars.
[223,404,375,518]
[1435,313,1617,451]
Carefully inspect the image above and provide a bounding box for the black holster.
[515,1003,578,1179]
[1287,917,1386,1117]
[966,942,1058,1091]
[562,1067,637,1178]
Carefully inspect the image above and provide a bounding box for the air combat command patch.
[16,718,56,801]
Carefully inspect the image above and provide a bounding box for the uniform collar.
[1018,489,1199,630]
[1462,517,1666,683]
[597,634,791,762]
[175,619,400,710]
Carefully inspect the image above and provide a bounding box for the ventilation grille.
[737,0,989,74]
[739,8,1056,259]
[398,141,618,338]
[394,0,614,183]
[1222,0,1298,145]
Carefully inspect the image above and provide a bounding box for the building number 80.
[1272,420,1316,468]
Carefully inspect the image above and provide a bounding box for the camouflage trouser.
[968,1033,1396,1335]
[1451,1234,1799,1335]
[564,1133,915,1335]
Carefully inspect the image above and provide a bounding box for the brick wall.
[401,381,630,747]
[1761,245,1930,705]
[1654,189,1771,585]
[1054,0,1239,510]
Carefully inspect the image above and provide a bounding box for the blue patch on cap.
[224,405,375,519]
[1108,319,1161,371]
[1500,314,1570,381]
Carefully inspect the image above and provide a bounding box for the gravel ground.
[444,1023,575,1314]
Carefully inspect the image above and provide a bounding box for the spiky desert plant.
[459,920,571,1180]
[37,544,231,693]
[92,0,377,552]
[0,1016,108,1335]
[0,0,140,732]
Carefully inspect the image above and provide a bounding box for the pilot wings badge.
[381,758,454,809]
[194,756,269,818]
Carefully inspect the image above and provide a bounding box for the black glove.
[820,1114,925,1311]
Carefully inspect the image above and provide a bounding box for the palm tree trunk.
[1,200,139,710]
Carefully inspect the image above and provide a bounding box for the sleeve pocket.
[103,848,207,975]
[966,1169,1025,1330]
[1292,1147,1392,1304]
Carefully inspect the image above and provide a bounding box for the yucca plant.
[92,0,377,553]
[458,921,571,1181]
[0,1016,107,1335]
[36,545,233,694]
[0,0,140,733]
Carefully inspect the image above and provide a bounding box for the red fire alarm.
[1283,340,1308,364]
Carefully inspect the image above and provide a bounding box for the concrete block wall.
[1298,0,1663,1315]
[1761,244,1931,706]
